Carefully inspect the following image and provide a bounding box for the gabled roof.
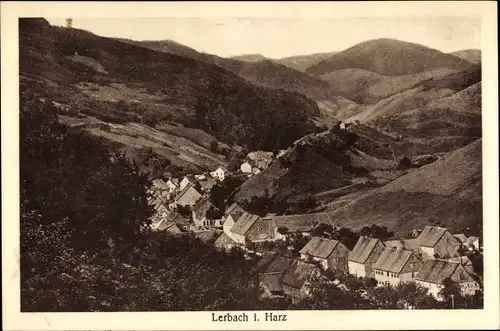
[225,202,245,216]
[230,212,260,235]
[263,255,294,274]
[156,220,179,232]
[415,259,478,284]
[299,237,341,259]
[166,178,179,185]
[273,212,333,232]
[261,274,283,293]
[215,166,229,173]
[282,260,317,289]
[349,236,382,264]
[417,226,448,247]
[373,247,414,273]
[199,178,217,191]
[182,174,197,184]
[175,183,201,202]
[165,211,188,225]
[192,197,217,216]
[194,229,222,245]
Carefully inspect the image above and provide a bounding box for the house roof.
[165,211,188,225]
[152,179,169,190]
[273,212,333,232]
[384,239,419,252]
[262,255,294,274]
[167,178,179,185]
[192,197,217,216]
[261,274,283,293]
[216,166,229,173]
[175,183,201,202]
[230,212,260,235]
[282,260,317,289]
[225,202,245,216]
[414,259,478,284]
[251,254,278,275]
[214,232,236,246]
[299,237,341,259]
[373,247,414,273]
[199,178,217,191]
[349,236,382,264]
[194,229,222,245]
[156,221,179,232]
[417,226,448,247]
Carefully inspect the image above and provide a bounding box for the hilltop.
[450,49,481,63]
[20,18,321,173]
[230,54,268,62]
[325,138,482,236]
[275,51,338,72]
[306,38,477,76]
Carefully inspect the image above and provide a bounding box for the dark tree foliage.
[360,224,395,241]
[209,175,245,212]
[331,227,361,250]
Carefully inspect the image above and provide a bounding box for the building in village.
[256,255,294,299]
[348,236,386,278]
[179,174,198,191]
[228,212,261,245]
[151,211,189,233]
[224,202,245,217]
[193,229,237,252]
[281,260,319,303]
[198,175,217,193]
[192,197,222,228]
[175,183,202,207]
[272,212,333,237]
[210,166,229,181]
[299,237,350,272]
[165,178,179,194]
[415,259,481,299]
[247,151,274,169]
[223,213,243,243]
[453,233,480,252]
[240,160,256,174]
[373,247,423,286]
[417,226,462,259]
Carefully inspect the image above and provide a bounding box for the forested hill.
[20,18,320,151]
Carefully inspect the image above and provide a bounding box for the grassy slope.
[450,49,481,64]
[326,139,482,236]
[275,51,338,72]
[306,38,476,76]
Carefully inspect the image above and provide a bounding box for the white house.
[240,161,254,174]
[179,175,198,191]
[373,247,423,287]
[348,236,386,278]
[417,226,462,259]
[210,166,229,181]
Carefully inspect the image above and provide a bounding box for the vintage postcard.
[2,1,499,330]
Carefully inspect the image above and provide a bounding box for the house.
[224,202,245,216]
[179,175,198,191]
[281,260,319,303]
[373,247,423,286]
[417,226,462,259]
[153,220,182,234]
[192,197,222,228]
[175,183,202,207]
[257,255,294,298]
[299,237,350,272]
[223,213,243,243]
[272,212,333,236]
[210,166,229,181]
[198,176,217,192]
[453,234,480,251]
[165,178,179,193]
[252,167,261,175]
[194,229,223,245]
[229,212,261,245]
[247,151,274,169]
[213,231,238,252]
[151,211,189,231]
[240,161,254,174]
[245,217,279,243]
[152,178,170,192]
[348,236,386,278]
[415,259,481,299]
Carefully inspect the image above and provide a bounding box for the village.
[146,150,483,305]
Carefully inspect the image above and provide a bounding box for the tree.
[311,223,334,237]
[206,205,223,220]
[209,140,219,153]
[360,225,394,241]
[66,18,73,28]
[331,227,360,250]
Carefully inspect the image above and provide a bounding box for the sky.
[46,17,481,59]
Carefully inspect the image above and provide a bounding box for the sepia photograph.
[2,1,499,330]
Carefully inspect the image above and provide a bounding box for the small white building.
[417,226,462,259]
[240,161,254,174]
[179,175,198,191]
[348,236,386,279]
[373,247,423,287]
[210,166,229,181]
